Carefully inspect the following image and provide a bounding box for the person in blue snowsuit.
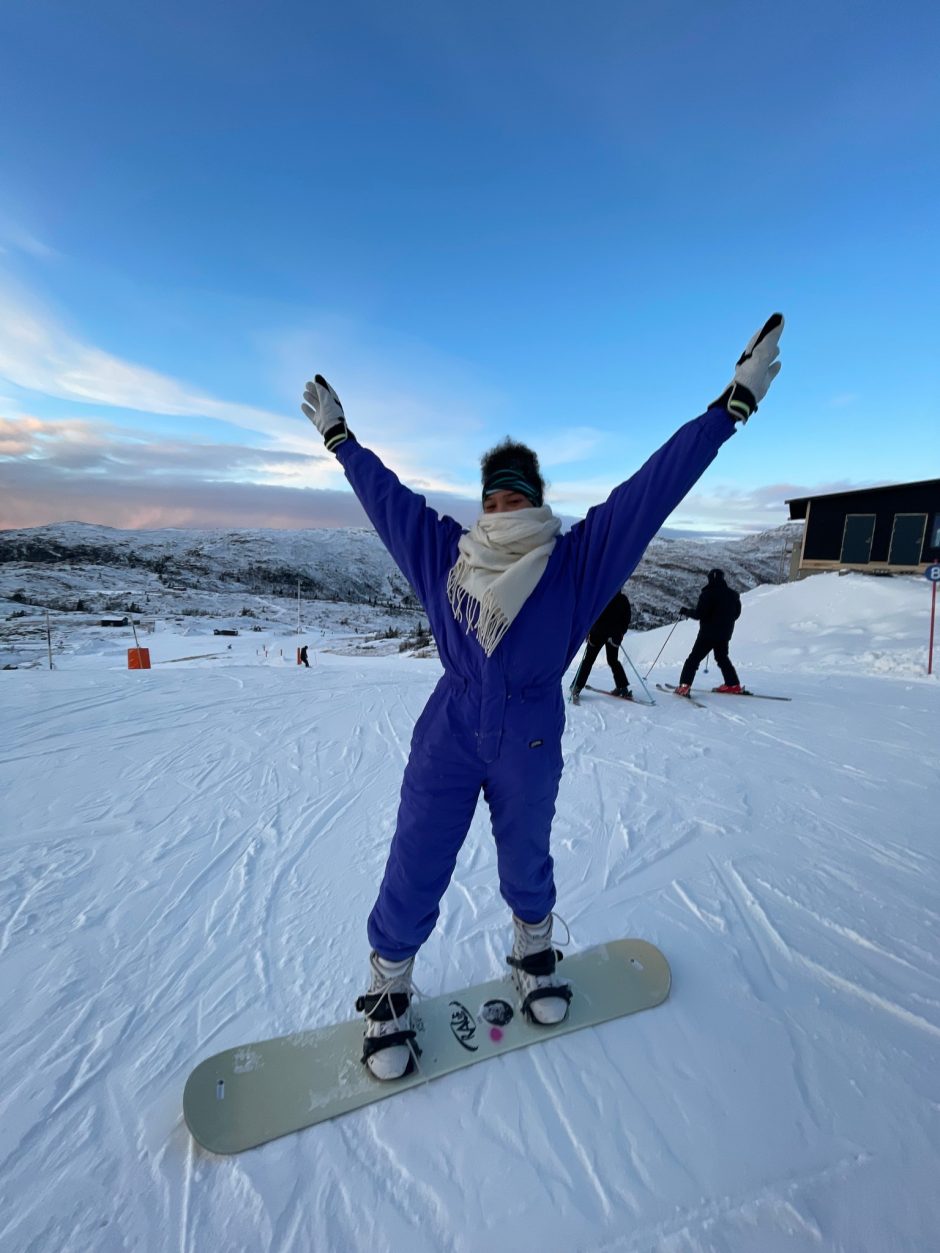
[302,313,784,1080]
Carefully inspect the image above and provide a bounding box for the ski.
[584,684,655,707]
[655,683,706,708]
[710,688,792,702]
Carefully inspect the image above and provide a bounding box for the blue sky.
[1,0,938,535]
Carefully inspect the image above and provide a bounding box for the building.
[786,479,940,578]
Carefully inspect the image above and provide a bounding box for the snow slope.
[1,574,938,1252]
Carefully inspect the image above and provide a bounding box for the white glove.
[301,375,350,452]
[713,313,784,423]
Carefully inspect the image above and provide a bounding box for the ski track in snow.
[2,593,940,1251]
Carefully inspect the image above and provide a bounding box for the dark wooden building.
[786,479,940,578]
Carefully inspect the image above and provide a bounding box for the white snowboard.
[183,938,670,1154]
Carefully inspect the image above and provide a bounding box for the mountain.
[0,519,804,635]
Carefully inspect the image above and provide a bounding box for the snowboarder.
[675,568,742,696]
[302,313,784,1080]
[569,591,632,703]
[300,645,310,667]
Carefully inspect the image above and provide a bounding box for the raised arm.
[565,408,735,608]
[302,375,461,607]
[565,315,784,628]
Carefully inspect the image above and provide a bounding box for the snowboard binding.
[356,989,421,1074]
[507,948,573,1024]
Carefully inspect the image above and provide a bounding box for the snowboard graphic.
[184,938,670,1154]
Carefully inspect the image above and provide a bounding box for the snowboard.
[183,938,670,1154]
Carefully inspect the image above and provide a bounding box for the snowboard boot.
[356,951,420,1081]
[713,683,743,694]
[507,914,572,1026]
[611,686,633,700]
[674,683,692,697]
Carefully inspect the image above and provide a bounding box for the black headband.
[481,466,542,506]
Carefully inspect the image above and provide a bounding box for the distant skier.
[300,645,310,667]
[675,568,742,696]
[302,314,784,1081]
[569,591,632,703]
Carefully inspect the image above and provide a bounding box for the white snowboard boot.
[356,952,419,1081]
[508,914,572,1025]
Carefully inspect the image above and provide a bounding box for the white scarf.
[446,507,561,656]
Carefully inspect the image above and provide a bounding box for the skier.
[300,645,310,667]
[568,591,632,703]
[302,313,784,1080]
[675,568,742,696]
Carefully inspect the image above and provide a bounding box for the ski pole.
[618,643,656,704]
[642,615,683,680]
[569,641,590,694]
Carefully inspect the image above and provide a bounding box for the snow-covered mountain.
[0,518,803,637]
[0,521,422,611]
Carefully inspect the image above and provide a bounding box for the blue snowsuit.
[336,407,736,959]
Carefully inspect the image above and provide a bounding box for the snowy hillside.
[0,519,802,668]
[0,521,422,607]
[2,572,938,1251]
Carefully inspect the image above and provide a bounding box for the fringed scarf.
[446,508,561,656]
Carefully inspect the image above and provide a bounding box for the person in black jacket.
[675,568,742,695]
[569,591,632,703]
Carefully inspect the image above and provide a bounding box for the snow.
[1,572,938,1251]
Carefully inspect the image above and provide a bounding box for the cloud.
[662,478,895,535]
[827,393,860,408]
[0,273,894,538]
[528,427,605,469]
[0,278,509,500]
[0,277,307,445]
[0,413,486,530]
[543,473,797,535]
[0,410,340,482]
[0,271,642,515]
[2,409,887,537]
[0,453,484,532]
[0,461,366,530]
[0,415,44,456]
[0,218,55,259]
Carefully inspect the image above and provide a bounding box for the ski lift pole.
[618,643,655,704]
[925,565,940,675]
[126,615,152,669]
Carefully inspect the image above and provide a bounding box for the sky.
[1,0,938,536]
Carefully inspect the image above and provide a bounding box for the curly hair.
[479,438,546,507]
